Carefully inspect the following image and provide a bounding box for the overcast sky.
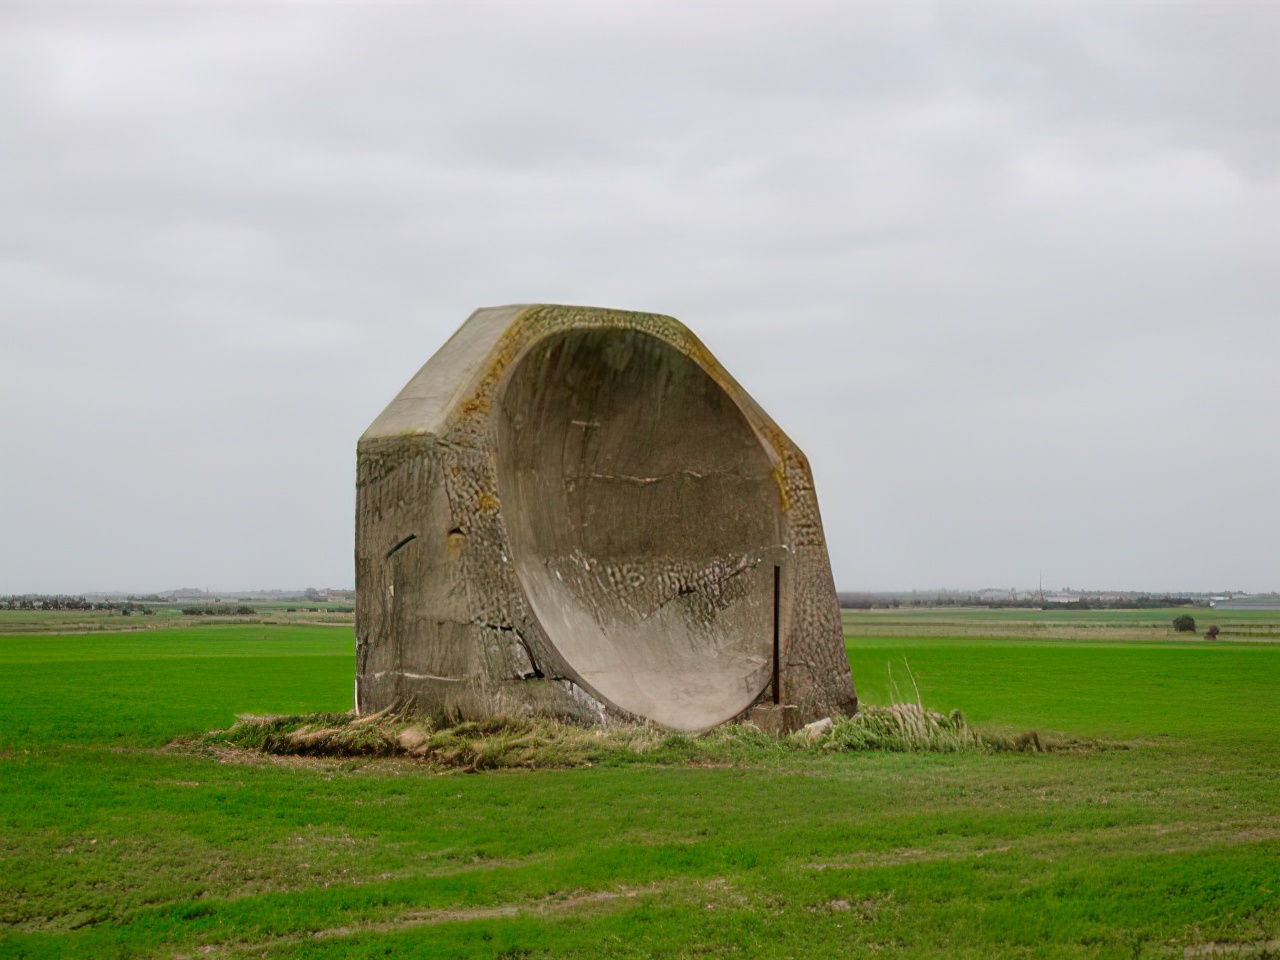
[2,2,1277,595]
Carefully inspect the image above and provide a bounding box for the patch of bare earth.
[1181,940,1280,958]
[804,818,1280,872]
[174,885,664,958]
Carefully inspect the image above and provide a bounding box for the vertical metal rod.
[772,565,781,705]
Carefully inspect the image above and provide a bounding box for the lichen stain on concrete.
[355,304,857,733]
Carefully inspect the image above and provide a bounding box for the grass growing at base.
[198,702,1045,771]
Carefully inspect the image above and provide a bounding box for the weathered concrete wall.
[355,304,856,732]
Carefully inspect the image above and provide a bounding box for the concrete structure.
[355,304,857,733]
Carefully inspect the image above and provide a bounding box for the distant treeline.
[1,595,159,615]
[3,594,130,611]
[183,606,257,616]
[1038,597,1202,610]
[837,593,1203,610]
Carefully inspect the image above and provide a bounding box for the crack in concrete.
[371,670,464,683]
[578,469,707,485]
[635,555,761,625]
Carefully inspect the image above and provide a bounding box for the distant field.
[843,605,1280,641]
[1,615,1277,958]
[0,603,354,635]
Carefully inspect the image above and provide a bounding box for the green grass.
[846,636,1280,744]
[1,620,1278,958]
[0,627,352,748]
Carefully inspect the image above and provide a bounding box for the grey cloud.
[1,3,1276,593]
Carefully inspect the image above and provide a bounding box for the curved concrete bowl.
[355,305,856,733]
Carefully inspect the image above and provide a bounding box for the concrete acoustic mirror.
[355,304,857,733]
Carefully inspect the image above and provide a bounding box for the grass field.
[842,606,1280,642]
[1,615,1278,958]
[0,604,354,635]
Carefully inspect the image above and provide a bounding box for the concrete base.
[744,703,803,736]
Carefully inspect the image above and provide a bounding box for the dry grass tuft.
[824,703,985,752]
[195,701,1063,771]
